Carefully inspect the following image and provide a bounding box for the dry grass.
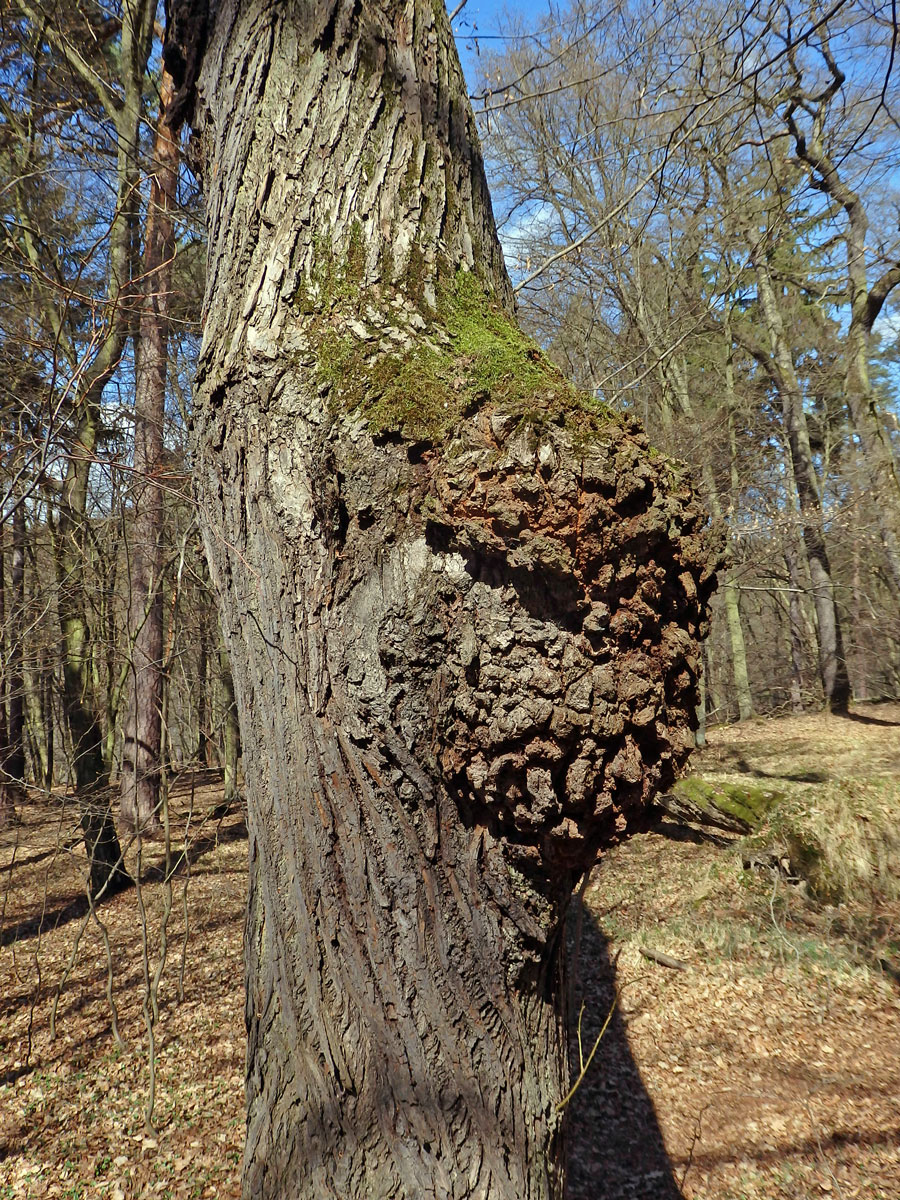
[566,703,900,1200]
[751,777,900,905]
[1,774,246,1199]
[2,704,900,1199]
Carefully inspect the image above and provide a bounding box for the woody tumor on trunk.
[165,0,719,1194]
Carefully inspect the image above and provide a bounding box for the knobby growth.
[165,0,719,1195]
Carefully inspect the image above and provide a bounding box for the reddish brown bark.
[120,69,180,835]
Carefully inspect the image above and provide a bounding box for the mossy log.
[657,777,783,836]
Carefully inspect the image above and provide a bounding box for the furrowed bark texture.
[170,1,717,1196]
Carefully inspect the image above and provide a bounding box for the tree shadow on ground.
[142,809,248,882]
[837,710,900,728]
[731,757,830,783]
[566,903,683,1199]
[0,893,91,949]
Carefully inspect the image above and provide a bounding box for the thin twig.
[556,992,618,1112]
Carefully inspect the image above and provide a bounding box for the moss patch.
[292,223,367,314]
[671,776,781,832]
[746,778,900,905]
[316,268,617,441]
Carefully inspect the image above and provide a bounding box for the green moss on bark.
[316,268,619,442]
[672,777,782,831]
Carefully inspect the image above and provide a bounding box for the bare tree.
[475,0,900,714]
[120,66,181,836]
[781,25,900,596]
[7,0,159,894]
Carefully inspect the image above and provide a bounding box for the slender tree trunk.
[785,100,900,595]
[24,672,49,790]
[42,645,54,788]
[37,0,156,893]
[0,499,26,824]
[0,525,13,829]
[706,612,729,722]
[721,578,752,719]
[120,70,179,836]
[167,2,717,1195]
[721,331,754,720]
[850,536,867,702]
[753,262,851,712]
[783,536,808,713]
[196,612,209,766]
[54,414,132,898]
[674,356,753,722]
[0,521,6,757]
[218,647,240,805]
[844,316,900,594]
[6,502,26,785]
[696,653,708,747]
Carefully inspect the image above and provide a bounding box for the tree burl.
[165,0,719,1195]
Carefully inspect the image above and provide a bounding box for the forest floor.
[1,706,899,1199]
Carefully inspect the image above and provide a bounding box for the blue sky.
[452,0,553,89]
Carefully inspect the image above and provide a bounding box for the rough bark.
[168,1,718,1196]
[120,69,180,836]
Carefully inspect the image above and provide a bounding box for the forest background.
[4,0,900,839]
[2,1,900,1197]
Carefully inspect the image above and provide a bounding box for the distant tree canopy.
[473,0,900,716]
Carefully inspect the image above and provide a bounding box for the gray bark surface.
[166,2,718,1196]
[748,261,851,712]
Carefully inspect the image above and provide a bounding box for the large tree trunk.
[167,2,717,1196]
[120,69,180,836]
